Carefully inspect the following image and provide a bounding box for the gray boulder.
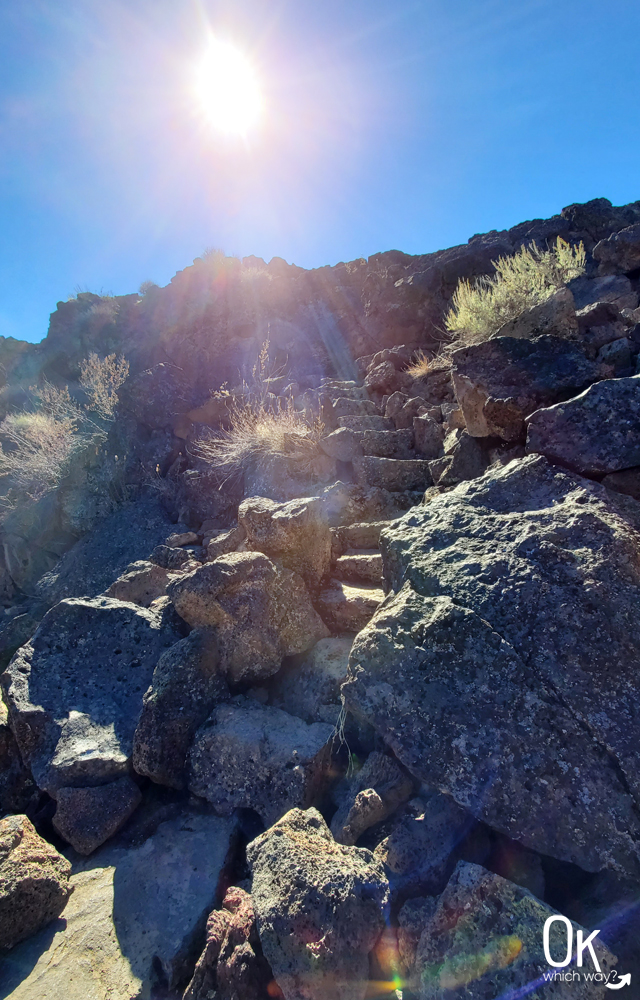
[270,635,354,725]
[167,553,329,684]
[594,222,640,274]
[52,776,142,855]
[343,457,640,876]
[526,375,640,474]
[429,429,487,486]
[133,630,228,789]
[451,335,602,439]
[1,596,178,795]
[247,807,389,1000]
[411,862,615,999]
[188,699,335,827]
[568,272,638,310]
[494,286,578,341]
[35,499,181,605]
[238,496,332,591]
[0,814,73,949]
[103,559,181,607]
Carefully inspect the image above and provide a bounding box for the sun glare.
[195,39,263,135]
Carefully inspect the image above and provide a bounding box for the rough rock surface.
[451,335,602,439]
[52,776,142,855]
[238,496,332,590]
[133,630,228,789]
[183,886,272,1000]
[526,375,640,474]
[188,699,335,826]
[1,597,178,795]
[0,693,35,813]
[330,752,413,845]
[494,285,578,341]
[412,862,615,999]
[167,552,329,683]
[104,559,178,606]
[270,635,353,725]
[316,580,385,633]
[594,221,640,274]
[374,792,472,895]
[35,499,180,605]
[0,814,72,949]
[1,811,236,997]
[344,456,640,875]
[247,807,389,1000]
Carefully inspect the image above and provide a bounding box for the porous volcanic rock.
[594,222,640,274]
[494,286,578,341]
[0,814,72,949]
[343,456,640,876]
[330,751,414,846]
[525,375,640,474]
[238,495,332,590]
[188,699,335,826]
[1,596,179,795]
[183,886,272,1000]
[411,862,615,999]
[247,807,389,1000]
[133,629,228,789]
[270,635,354,725]
[167,552,329,683]
[52,776,142,855]
[451,335,602,439]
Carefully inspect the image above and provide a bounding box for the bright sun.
[195,39,263,135]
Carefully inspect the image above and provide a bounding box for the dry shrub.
[79,352,129,419]
[445,237,586,344]
[405,349,453,379]
[0,410,81,504]
[196,398,324,475]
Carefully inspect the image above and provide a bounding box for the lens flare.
[195,38,262,135]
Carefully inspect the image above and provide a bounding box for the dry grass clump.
[197,398,324,475]
[405,349,453,379]
[445,237,586,344]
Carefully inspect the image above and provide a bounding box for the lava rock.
[1,596,179,795]
[451,335,602,440]
[188,698,335,826]
[167,553,329,684]
[52,776,142,855]
[238,496,332,591]
[247,807,389,1000]
[133,629,228,789]
[0,814,72,949]
[526,375,640,474]
[330,752,414,846]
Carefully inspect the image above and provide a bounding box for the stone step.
[334,550,383,585]
[333,520,388,551]
[323,386,369,400]
[353,456,433,492]
[356,428,415,459]
[320,379,364,392]
[332,398,380,418]
[316,580,385,633]
[337,415,395,431]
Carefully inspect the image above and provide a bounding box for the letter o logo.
[544,915,573,968]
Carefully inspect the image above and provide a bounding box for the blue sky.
[1,0,640,343]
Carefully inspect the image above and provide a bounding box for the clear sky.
[1,0,640,343]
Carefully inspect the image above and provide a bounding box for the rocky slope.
[1,197,640,998]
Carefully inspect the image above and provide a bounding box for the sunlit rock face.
[344,455,640,877]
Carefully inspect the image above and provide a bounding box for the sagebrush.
[445,237,586,344]
[79,352,129,419]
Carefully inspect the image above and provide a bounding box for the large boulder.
[133,630,228,789]
[35,499,180,605]
[238,496,332,591]
[247,807,389,1000]
[410,862,615,999]
[451,335,602,440]
[1,596,178,795]
[51,776,142,855]
[343,456,640,876]
[0,811,236,997]
[0,814,72,949]
[167,553,329,684]
[270,635,354,725]
[525,375,640,475]
[188,699,335,826]
[594,222,640,274]
[494,286,578,341]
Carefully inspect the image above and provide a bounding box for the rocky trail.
[2,198,640,998]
